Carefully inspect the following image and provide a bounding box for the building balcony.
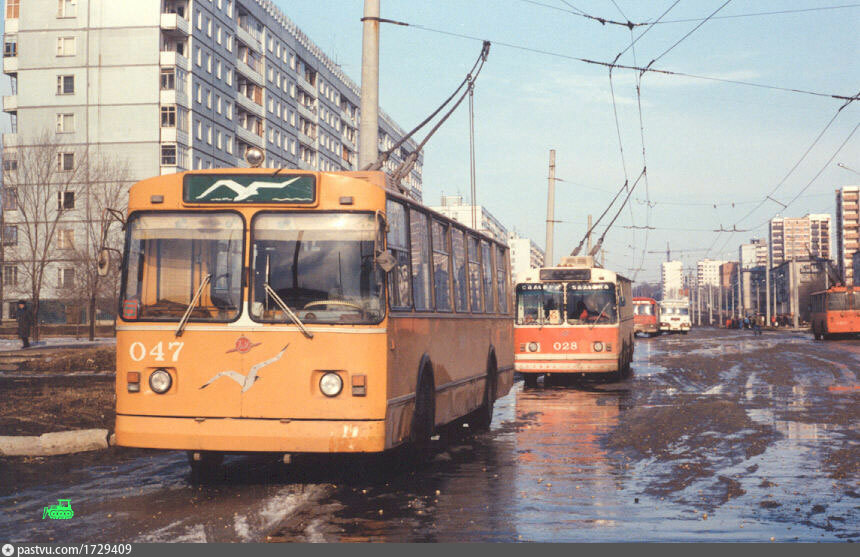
[296,74,316,95]
[297,130,316,147]
[159,126,188,146]
[3,56,18,74]
[341,134,356,151]
[236,25,262,54]
[297,102,317,121]
[160,89,189,109]
[2,133,16,148]
[2,95,16,113]
[160,50,189,72]
[297,159,314,171]
[236,125,264,148]
[340,108,357,127]
[235,59,264,86]
[235,93,264,117]
[160,13,190,36]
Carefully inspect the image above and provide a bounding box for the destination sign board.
[183,174,316,204]
[540,268,591,282]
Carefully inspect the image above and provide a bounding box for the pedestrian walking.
[753,317,762,336]
[15,300,33,348]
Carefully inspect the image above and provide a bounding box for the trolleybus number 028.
[129,341,185,362]
[553,341,577,351]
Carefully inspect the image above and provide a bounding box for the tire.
[188,451,223,484]
[472,356,497,430]
[523,374,538,388]
[412,368,435,449]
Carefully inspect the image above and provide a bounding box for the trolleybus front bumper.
[115,414,387,453]
[515,354,618,374]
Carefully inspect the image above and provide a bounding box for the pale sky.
[3,1,858,283]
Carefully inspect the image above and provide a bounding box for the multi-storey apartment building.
[429,195,507,244]
[768,214,831,266]
[739,238,767,270]
[1,0,423,320]
[661,260,683,300]
[507,232,544,284]
[835,185,859,285]
[696,259,725,288]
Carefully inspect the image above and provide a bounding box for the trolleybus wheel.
[523,374,538,388]
[472,355,497,430]
[188,451,223,484]
[412,368,435,450]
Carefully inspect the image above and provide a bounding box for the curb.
[0,429,113,457]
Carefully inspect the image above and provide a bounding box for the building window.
[3,225,17,246]
[57,229,74,250]
[161,144,177,166]
[59,268,75,289]
[160,105,176,127]
[56,74,74,95]
[4,265,17,287]
[3,156,17,173]
[56,113,74,133]
[6,0,20,18]
[4,36,17,57]
[57,191,75,210]
[160,68,175,90]
[3,187,17,211]
[57,0,77,18]
[56,37,76,56]
[57,152,74,171]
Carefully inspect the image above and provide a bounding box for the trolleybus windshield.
[634,303,654,315]
[516,283,563,325]
[826,292,850,311]
[567,283,617,324]
[121,212,244,321]
[250,212,385,324]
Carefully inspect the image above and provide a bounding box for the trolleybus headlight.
[593,342,604,352]
[319,372,343,397]
[149,369,172,394]
[527,342,540,352]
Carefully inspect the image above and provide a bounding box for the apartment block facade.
[768,214,831,266]
[507,232,544,284]
[835,185,859,285]
[429,195,508,244]
[696,259,725,288]
[2,0,423,320]
[661,260,683,300]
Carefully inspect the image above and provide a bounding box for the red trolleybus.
[514,256,634,385]
[633,297,660,337]
[810,286,860,340]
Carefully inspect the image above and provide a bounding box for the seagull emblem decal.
[195,177,302,201]
[199,344,289,393]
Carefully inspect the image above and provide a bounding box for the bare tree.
[2,130,92,340]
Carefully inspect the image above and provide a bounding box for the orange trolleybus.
[810,286,860,340]
[632,297,660,337]
[513,256,634,386]
[112,163,513,475]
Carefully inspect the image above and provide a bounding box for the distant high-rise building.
[661,260,683,300]
[430,195,507,244]
[739,238,767,270]
[835,185,860,285]
[696,259,726,287]
[507,232,544,284]
[769,214,831,266]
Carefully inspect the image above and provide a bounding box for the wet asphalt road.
[1,328,857,542]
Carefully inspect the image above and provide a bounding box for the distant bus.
[810,286,860,340]
[513,256,634,385]
[633,297,660,336]
[112,160,513,477]
[659,299,691,334]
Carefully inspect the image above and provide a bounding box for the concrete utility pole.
[545,149,556,267]
[765,245,772,326]
[792,262,800,329]
[708,285,713,325]
[358,0,380,169]
[697,285,702,326]
[718,285,723,326]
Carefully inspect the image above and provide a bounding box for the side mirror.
[375,250,396,273]
[97,249,110,277]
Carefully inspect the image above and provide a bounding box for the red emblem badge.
[226,335,261,354]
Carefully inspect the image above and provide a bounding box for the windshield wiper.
[589,302,613,330]
[176,273,211,337]
[264,283,314,339]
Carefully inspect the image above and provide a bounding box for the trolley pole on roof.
[545,149,556,267]
[358,0,380,170]
[587,214,593,253]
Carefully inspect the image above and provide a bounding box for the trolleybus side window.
[451,227,468,312]
[120,212,243,321]
[410,209,432,311]
[853,291,860,310]
[516,283,563,325]
[386,200,412,310]
[249,212,385,324]
[826,292,849,311]
[481,241,495,313]
[467,235,483,312]
[567,283,617,324]
[431,219,452,312]
[496,245,508,314]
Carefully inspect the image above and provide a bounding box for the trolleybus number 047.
[129,341,185,362]
[553,341,577,351]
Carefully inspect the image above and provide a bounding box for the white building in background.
[429,195,507,244]
[661,260,683,300]
[739,238,767,270]
[696,259,726,288]
[507,232,544,284]
[835,185,859,285]
[1,0,422,320]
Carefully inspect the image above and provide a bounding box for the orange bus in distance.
[810,286,860,340]
[111,162,513,477]
[514,256,634,385]
[633,297,660,336]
